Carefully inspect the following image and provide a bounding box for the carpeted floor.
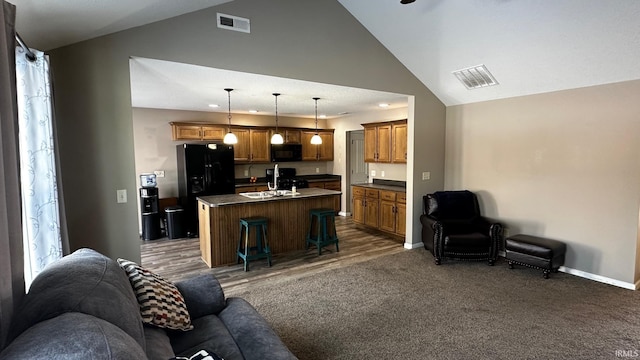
[225,249,640,360]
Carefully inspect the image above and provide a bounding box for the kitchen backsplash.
[234,161,331,179]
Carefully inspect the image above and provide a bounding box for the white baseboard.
[558,266,638,290]
[404,241,423,250]
[338,211,351,217]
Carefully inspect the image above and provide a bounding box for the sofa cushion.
[219,297,298,360]
[174,274,227,318]
[118,258,193,331]
[0,312,147,360]
[144,325,176,360]
[7,248,145,348]
[170,314,244,360]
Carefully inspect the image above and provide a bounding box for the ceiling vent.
[217,13,250,33]
[452,64,498,89]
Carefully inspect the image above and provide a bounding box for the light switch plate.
[381,171,385,178]
[117,189,127,203]
[422,171,431,180]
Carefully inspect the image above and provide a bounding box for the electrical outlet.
[422,171,430,180]
[371,170,376,177]
[153,170,165,178]
[503,228,510,238]
[381,171,385,178]
[244,170,249,177]
[117,189,127,203]
[316,168,320,173]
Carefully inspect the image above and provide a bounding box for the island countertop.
[197,187,342,267]
[198,187,341,207]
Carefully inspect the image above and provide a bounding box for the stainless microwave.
[270,144,302,162]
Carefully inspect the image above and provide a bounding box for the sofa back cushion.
[0,312,147,360]
[7,248,145,349]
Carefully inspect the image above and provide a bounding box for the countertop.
[198,187,341,207]
[352,182,406,192]
[235,174,341,188]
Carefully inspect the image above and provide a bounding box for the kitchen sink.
[238,190,297,199]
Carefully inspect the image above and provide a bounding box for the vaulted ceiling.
[13,0,640,111]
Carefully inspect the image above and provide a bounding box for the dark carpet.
[226,249,640,360]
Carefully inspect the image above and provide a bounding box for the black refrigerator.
[177,143,235,237]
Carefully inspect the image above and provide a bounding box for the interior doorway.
[345,130,367,214]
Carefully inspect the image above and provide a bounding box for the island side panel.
[202,194,340,267]
[198,200,213,266]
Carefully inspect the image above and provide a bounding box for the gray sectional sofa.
[0,248,297,360]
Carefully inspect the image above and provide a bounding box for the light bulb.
[271,133,284,144]
[223,131,238,144]
[310,134,323,145]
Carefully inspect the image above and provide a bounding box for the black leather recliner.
[420,190,502,265]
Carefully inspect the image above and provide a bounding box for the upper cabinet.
[233,128,270,163]
[391,121,407,163]
[363,119,407,164]
[170,122,333,162]
[363,123,391,163]
[269,129,301,144]
[171,122,226,141]
[301,130,334,161]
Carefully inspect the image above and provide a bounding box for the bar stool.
[306,208,339,255]
[237,217,271,271]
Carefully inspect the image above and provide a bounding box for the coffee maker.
[140,174,160,240]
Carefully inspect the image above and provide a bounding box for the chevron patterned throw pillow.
[117,258,193,331]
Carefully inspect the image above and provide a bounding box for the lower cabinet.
[308,180,341,191]
[352,186,405,239]
[234,185,269,194]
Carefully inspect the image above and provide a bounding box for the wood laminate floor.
[140,216,407,294]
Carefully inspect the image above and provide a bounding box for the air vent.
[217,13,250,33]
[452,64,498,89]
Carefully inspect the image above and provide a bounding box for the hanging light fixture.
[270,93,284,145]
[223,88,238,144]
[310,97,323,145]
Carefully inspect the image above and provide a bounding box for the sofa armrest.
[419,215,437,254]
[174,274,226,319]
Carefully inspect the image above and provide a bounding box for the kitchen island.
[197,188,341,267]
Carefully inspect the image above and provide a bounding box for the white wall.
[446,80,640,286]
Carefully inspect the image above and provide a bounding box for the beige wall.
[446,80,640,285]
[49,0,445,261]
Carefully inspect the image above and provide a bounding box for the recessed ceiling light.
[248,110,258,113]
[378,103,390,108]
[208,104,219,108]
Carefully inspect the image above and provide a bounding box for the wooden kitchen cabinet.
[234,185,269,194]
[171,122,226,141]
[352,185,406,239]
[269,129,301,144]
[363,119,407,163]
[363,123,391,163]
[392,121,407,163]
[301,130,334,161]
[352,186,379,228]
[309,180,341,191]
[233,128,270,163]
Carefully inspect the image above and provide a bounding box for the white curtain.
[15,47,62,288]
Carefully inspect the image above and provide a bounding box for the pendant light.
[310,97,323,145]
[270,93,284,144]
[223,88,238,144]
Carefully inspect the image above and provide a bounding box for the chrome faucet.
[273,164,279,191]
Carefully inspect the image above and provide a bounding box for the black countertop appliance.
[177,143,235,237]
[266,167,309,190]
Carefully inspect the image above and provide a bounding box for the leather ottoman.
[505,234,566,279]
